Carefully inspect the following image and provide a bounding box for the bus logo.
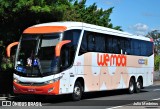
[138,59,148,65]
[97,53,127,67]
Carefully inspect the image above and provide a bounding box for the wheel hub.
[137,82,140,89]
[130,83,134,91]
[74,86,80,96]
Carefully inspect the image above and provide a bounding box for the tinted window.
[112,37,121,54]
[132,39,140,55]
[63,29,81,47]
[80,31,87,53]
[95,34,105,52]
[141,41,147,56]
[106,36,113,53]
[79,31,153,56]
[79,31,106,54]
[146,41,153,56]
[62,29,81,69]
[87,33,95,51]
[125,39,131,55]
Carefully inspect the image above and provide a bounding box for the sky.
[86,0,160,36]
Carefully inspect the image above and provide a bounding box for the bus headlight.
[45,78,59,84]
[14,78,20,83]
[44,76,62,84]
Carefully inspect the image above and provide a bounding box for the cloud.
[129,23,149,35]
[133,23,148,31]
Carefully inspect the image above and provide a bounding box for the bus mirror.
[6,42,19,58]
[55,40,71,57]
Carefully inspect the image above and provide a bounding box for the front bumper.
[13,81,60,95]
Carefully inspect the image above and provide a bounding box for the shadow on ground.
[6,89,148,106]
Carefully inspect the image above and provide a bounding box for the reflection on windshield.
[15,34,61,77]
[18,40,37,66]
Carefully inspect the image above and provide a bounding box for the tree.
[155,55,160,71]
[0,0,123,72]
[63,0,122,31]
[0,0,122,46]
[146,30,160,71]
[146,30,160,55]
[0,0,70,45]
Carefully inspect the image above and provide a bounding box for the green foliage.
[155,55,160,71]
[0,0,123,65]
[0,41,5,56]
[146,30,160,70]
[1,57,14,71]
[0,0,123,71]
[0,40,14,71]
[63,0,122,30]
[0,0,122,44]
[146,30,160,55]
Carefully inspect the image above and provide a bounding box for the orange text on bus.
[97,53,127,67]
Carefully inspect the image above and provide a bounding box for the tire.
[135,79,142,93]
[128,78,135,94]
[72,82,83,101]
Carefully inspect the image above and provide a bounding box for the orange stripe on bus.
[55,40,71,57]
[23,26,67,34]
[6,42,19,57]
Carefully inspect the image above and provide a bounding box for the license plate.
[28,89,36,92]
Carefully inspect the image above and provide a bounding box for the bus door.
[60,43,76,93]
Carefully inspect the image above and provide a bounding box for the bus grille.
[18,82,46,86]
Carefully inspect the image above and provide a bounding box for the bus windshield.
[15,33,62,77]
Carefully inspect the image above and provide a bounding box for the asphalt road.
[1,84,160,109]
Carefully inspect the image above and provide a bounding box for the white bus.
[7,22,154,101]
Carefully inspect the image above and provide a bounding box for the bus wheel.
[72,82,82,101]
[128,78,135,94]
[135,79,142,93]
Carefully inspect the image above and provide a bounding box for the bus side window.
[112,37,120,54]
[132,39,141,56]
[62,29,81,69]
[79,31,87,55]
[125,39,131,55]
[120,38,124,54]
[141,41,147,56]
[106,36,113,53]
[87,33,95,52]
[60,45,70,70]
[146,41,153,56]
[95,34,105,52]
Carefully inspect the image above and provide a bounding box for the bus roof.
[23,21,151,41]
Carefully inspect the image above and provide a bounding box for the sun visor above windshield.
[23,26,67,34]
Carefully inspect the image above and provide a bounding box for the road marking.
[0,97,7,98]
[106,106,123,109]
[152,98,160,101]
[153,89,160,91]
[0,97,6,100]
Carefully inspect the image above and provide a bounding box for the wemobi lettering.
[97,53,127,66]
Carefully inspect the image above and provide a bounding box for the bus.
[7,22,154,101]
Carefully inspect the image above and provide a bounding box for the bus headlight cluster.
[14,78,20,83]
[44,76,62,84]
